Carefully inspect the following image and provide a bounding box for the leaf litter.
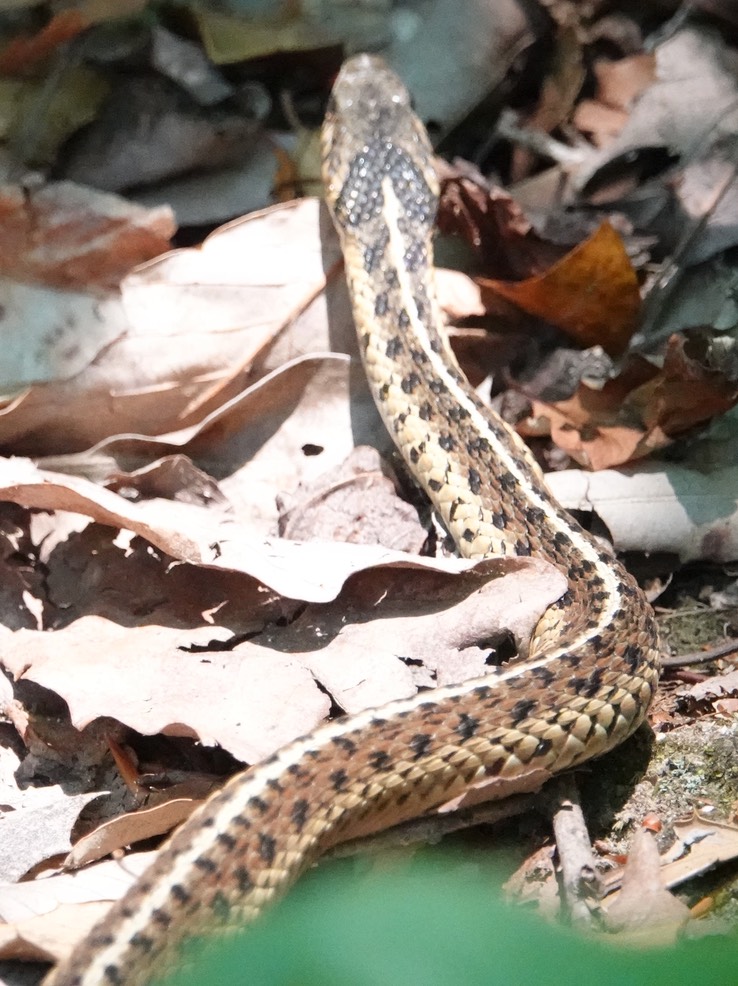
[2,1,738,974]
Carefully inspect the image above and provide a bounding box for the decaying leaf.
[524,331,738,469]
[606,828,690,946]
[480,222,640,356]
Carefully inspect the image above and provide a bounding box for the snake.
[43,54,660,986]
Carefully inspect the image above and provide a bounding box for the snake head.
[322,54,439,234]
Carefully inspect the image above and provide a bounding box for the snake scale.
[44,55,660,985]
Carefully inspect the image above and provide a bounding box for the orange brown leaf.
[480,221,640,356]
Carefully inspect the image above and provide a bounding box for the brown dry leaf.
[0,197,344,456]
[0,902,107,963]
[1,558,565,764]
[437,160,563,279]
[572,99,627,147]
[510,24,584,182]
[0,853,155,962]
[593,54,656,112]
[0,10,89,75]
[2,618,330,765]
[0,182,173,293]
[66,800,205,869]
[0,453,501,603]
[679,670,738,709]
[573,54,656,147]
[525,331,738,469]
[277,445,427,553]
[606,827,690,945]
[480,222,640,356]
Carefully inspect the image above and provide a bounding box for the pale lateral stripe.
[379,176,621,662]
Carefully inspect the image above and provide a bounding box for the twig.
[496,109,587,167]
[326,791,541,860]
[546,775,603,928]
[661,638,738,668]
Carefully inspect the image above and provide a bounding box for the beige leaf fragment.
[0,793,99,884]
[65,799,203,869]
[0,792,97,881]
[659,813,738,889]
[277,445,426,553]
[0,901,108,963]
[606,828,690,945]
[3,552,566,766]
[680,670,738,703]
[0,852,155,924]
[546,464,738,563]
[0,455,553,604]
[286,557,565,713]
[437,766,552,813]
[1,617,329,765]
[0,197,343,456]
[0,853,155,962]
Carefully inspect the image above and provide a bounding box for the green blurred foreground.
[158,855,738,986]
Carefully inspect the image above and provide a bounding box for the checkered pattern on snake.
[44,54,660,986]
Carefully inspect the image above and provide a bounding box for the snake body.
[44,55,660,985]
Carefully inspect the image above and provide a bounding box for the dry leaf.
[66,800,204,869]
[0,793,99,884]
[606,828,690,945]
[525,331,738,469]
[480,222,640,356]
[1,557,565,764]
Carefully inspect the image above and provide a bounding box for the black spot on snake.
[259,833,277,865]
[409,733,433,759]
[447,404,470,423]
[235,866,253,893]
[533,666,555,687]
[194,856,217,874]
[401,372,421,393]
[131,933,154,954]
[467,436,491,455]
[171,883,192,904]
[498,471,517,493]
[330,769,349,791]
[331,735,358,754]
[291,799,310,833]
[622,643,643,673]
[368,750,393,771]
[509,698,538,724]
[386,336,403,358]
[492,509,508,530]
[456,713,480,741]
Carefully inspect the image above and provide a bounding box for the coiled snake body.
[45,55,660,985]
